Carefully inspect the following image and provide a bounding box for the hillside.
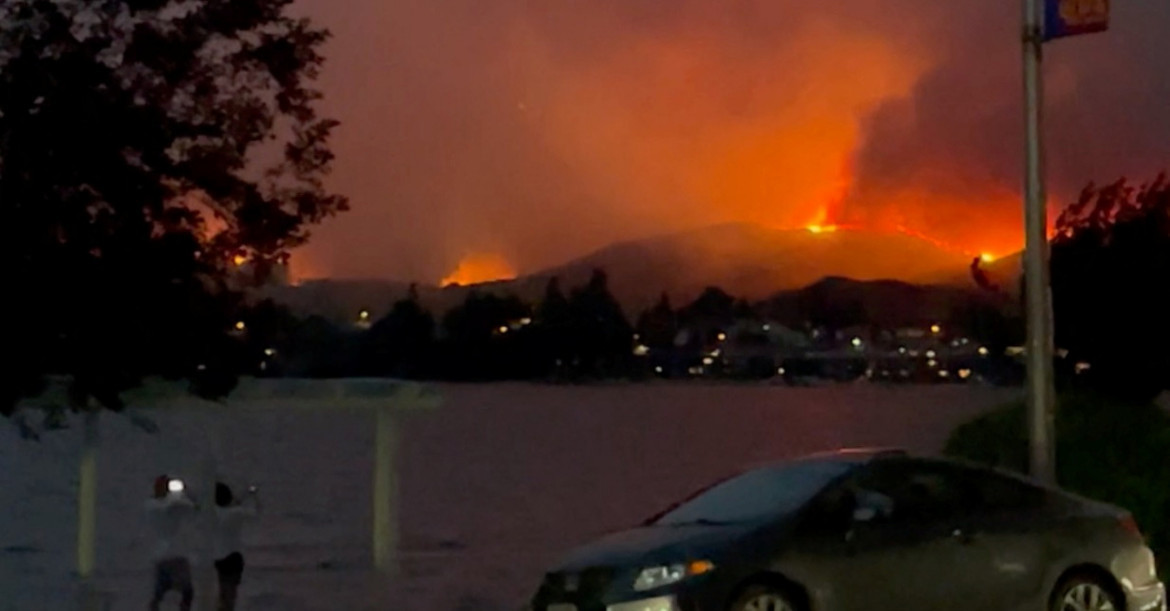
[262,223,987,321]
[527,223,973,312]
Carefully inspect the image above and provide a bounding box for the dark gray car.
[529,449,1165,611]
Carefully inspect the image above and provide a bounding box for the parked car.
[528,448,1165,611]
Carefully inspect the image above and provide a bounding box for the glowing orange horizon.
[440,253,518,287]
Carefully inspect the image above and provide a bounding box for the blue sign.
[1045,0,1110,41]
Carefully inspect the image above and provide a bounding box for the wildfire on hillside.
[440,253,518,287]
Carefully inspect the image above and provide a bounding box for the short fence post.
[372,402,400,575]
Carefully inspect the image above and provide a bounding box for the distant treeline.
[229,269,1014,383]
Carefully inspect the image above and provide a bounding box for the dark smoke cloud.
[844,1,1170,250]
[292,0,1170,281]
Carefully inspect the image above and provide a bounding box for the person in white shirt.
[145,475,198,611]
[213,482,260,611]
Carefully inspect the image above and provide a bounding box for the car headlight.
[633,560,715,592]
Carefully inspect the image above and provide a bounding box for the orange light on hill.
[806,224,838,234]
[232,254,248,267]
[441,253,517,287]
[980,253,996,263]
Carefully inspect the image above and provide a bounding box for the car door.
[830,460,994,611]
[954,466,1053,610]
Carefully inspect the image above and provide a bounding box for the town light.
[930,324,942,335]
[235,321,246,331]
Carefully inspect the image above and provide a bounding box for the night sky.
[290,0,1170,283]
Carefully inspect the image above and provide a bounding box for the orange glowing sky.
[289,0,1170,284]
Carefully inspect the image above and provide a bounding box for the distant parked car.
[529,449,1164,611]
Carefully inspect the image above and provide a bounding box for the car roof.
[733,447,910,473]
[754,448,1056,491]
[798,450,1057,492]
[798,446,911,464]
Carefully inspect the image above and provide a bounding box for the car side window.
[853,462,970,524]
[969,469,1046,512]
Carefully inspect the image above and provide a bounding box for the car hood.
[553,522,767,571]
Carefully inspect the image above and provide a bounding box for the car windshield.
[651,461,854,526]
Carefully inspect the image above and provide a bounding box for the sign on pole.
[1044,0,1110,41]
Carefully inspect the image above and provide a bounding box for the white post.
[1023,0,1057,483]
[372,402,399,575]
[78,410,100,610]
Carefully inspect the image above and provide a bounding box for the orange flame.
[440,253,518,287]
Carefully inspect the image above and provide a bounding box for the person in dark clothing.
[212,482,259,611]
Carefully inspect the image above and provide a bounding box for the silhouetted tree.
[535,277,574,376]
[680,287,736,324]
[636,293,678,349]
[677,287,739,346]
[439,291,532,380]
[282,316,353,378]
[360,293,436,379]
[566,270,633,378]
[1051,175,1170,402]
[238,299,303,377]
[1,0,345,415]
[970,257,1001,293]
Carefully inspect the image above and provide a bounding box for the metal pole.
[1023,0,1056,484]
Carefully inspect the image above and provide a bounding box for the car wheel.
[1051,575,1123,611]
[729,585,801,611]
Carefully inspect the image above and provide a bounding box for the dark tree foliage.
[439,291,533,380]
[679,287,736,326]
[1051,175,1170,402]
[565,269,634,378]
[0,0,346,414]
[535,277,574,375]
[635,293,678,350]
[674,286,742,349]
[360,293,436,379]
